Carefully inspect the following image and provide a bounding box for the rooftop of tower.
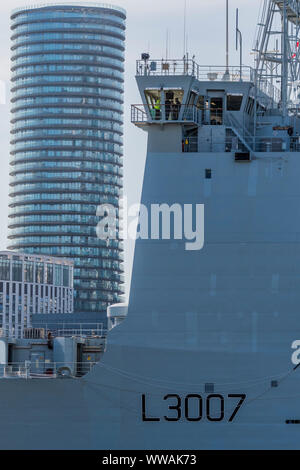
[11,2,126,16]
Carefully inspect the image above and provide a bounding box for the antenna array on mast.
[253,0,300,115]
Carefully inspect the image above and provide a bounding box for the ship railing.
[136,59,253,82]
[256,79,281,105]
[225,112,255,151]
[34,323,106,339]
[189,136,300,153]
[131,103,202,125]
[136,59,281,104]
[181,134,300,153]
[0,323,106,340]
[0,361,99,379]
[56,328,106,337]
[131,104,148,123]
[182,137,248,153]
[132,104,238,127]
[182,137,198,153]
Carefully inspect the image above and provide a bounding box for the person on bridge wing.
[165,98,172,120]
[154,97,161,120]
[165,91,174,120]
[172,98,181,120]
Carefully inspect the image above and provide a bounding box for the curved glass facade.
[8,4,125,315]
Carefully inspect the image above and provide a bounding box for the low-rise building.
[0,251,73,337]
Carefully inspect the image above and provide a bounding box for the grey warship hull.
[3,0,300,451]
[1,149,300,450]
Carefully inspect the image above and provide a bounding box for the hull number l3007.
[142,394,246,422]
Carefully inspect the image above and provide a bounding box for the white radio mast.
[183,0,187,57]
[223,0,230,80]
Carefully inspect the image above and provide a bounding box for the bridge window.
[246,97,254,115]
[144,89,184,121]
[144,89,161,119]
[227,94,243,111]
[257,103,266,116]
[164,90,184,121]
[196,95,205,109]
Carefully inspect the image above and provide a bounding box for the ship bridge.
[131,56,297,157]
[132,59,258,128]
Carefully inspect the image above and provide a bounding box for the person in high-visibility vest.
[154,97,161,120]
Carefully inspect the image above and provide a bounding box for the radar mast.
[253,0,300,119]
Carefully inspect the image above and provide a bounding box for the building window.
[54,265,62,286]
[0,257,10,281]
[46,264,53,285]
[24,261,33,283]
[12,260,22,282]
[36,262,44,284]
[63,266,69,287]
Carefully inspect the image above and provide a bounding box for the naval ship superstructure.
[2,0,300,450]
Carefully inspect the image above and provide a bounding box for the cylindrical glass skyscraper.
[8,3,125,316]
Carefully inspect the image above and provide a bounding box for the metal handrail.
[0,323,106,340]
[0,361,98,379]
[182,132,300,153]
[196,135,299,153]
[131,103,202,124]
[136,59,253,81]
[225,112,255,150]
[136,59,280,104]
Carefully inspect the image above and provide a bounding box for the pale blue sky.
[0,0,262,295]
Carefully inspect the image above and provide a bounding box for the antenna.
[236,8,238,50]
[226,0,229,72]
[281,0,288,117]
[236,8,243,81]
[183,0,187,57]
[223,0,230,80]
[186,33,189,56]
[166,29,169,60]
